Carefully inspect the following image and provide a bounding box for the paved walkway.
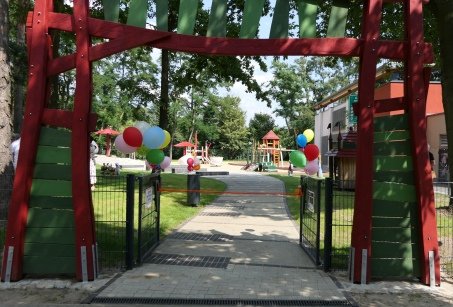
[92,173,352,306]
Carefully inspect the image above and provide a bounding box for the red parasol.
[95,127,120,157]
[174,141,196,147]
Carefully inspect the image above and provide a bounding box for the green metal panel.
[240,0,266,38]
[374,156,413,172]
[373,171,414,185]
[30,179,72,197]
[269,0,290,38]
[178,0,199,35]
[372,216,416,228]
[156,0,168,30]
[374,114,409,132]
[27,208,74,228]
[39,127,71,147]
[23,256,75,274]
[127,0,148,27]
[25,227,75,244]
[35,146,71,164]
[374,140,412,156]
[207,0,227,37]
[372,227,415,243]
[29,195,73,209]
[327,0,349,37]
[102,0,120,22]
[372,200,416,218]
[371,258,419,277]
[373,181,416,202]
[372,241,415,259]
[296,0,318,38]
[33,164,72,180]
[374,130,411,143]
[24,243,75,257]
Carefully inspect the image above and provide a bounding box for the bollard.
[187,174,200,206]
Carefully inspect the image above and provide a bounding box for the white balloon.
[134,121,151,136]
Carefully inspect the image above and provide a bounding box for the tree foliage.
[249,113,275,142]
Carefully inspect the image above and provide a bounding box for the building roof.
[314,65,399,110]
[262,130,280,140]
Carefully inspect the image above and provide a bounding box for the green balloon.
[289,150,307,168]
[146,149,165,165]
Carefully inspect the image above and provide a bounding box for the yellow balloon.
[159,130,171,148]
[303,129,314,143]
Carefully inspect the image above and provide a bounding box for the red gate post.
[1,0,53,282]
[350,0,383,284]
[404,0,440,286]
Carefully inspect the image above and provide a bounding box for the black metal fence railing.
[136,174,160,265]
[300,177,453,278]
[300,176,324,266]
[0,173,160,275]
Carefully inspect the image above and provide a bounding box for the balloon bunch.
[187,157,201,172]
[289,129,320,175]
[114,121,172,170]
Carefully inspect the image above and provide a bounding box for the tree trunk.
[431,0,453,207]
[159,49,169,131]
[0,0,14,216]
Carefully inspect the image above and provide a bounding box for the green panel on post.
[102,0,120,22]
[372,216,416,228]
[127,0,148,27]
[371,258,419,277]
[34,164,72,180]
[374,156,413,172]
[178,0,199,35]
[39,127,71,147]
[327,0,349,37]
[27,208,74,228]
[373,181,416,202]
[24,243,75,257]
[374,114,409,132]
[296,0,318,38]
[207,0,227,37]
[31,179,72,197]
[25,227,75,244]
[372,227,415,243]
[373,140,412,156]
[372,200,416,217]
[156,0,168,31]
[35,146,71,164]
[373,170,414,185]
[372,241,415,259]
[269,0,289,38]
[23,256,75,275]
[240,0,266,38]
[29,195,73,209]
[374,130,410,143]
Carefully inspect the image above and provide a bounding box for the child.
[288,163,293,176]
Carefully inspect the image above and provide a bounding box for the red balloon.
[123,127,143,147]
[187,165,194,171]
[304,144,319,161]
[187,157,194,166]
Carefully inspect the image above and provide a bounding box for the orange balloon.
[194,164,201,170]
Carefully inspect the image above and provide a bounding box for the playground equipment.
[258,130,283,167]
[1,0,439,286]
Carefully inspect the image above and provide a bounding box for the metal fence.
[0,173,160,275]
[300,177,453,278]
[433,182,453,278]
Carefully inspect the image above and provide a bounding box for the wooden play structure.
[259,130,282,167]
[2,0,439,286]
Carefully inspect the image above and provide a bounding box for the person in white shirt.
[11,138,21,172]
[90,138,99,190]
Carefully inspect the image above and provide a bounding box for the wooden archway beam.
[40,12,433,76]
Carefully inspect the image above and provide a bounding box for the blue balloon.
[143,126,165,149]
[296,134,307,148]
